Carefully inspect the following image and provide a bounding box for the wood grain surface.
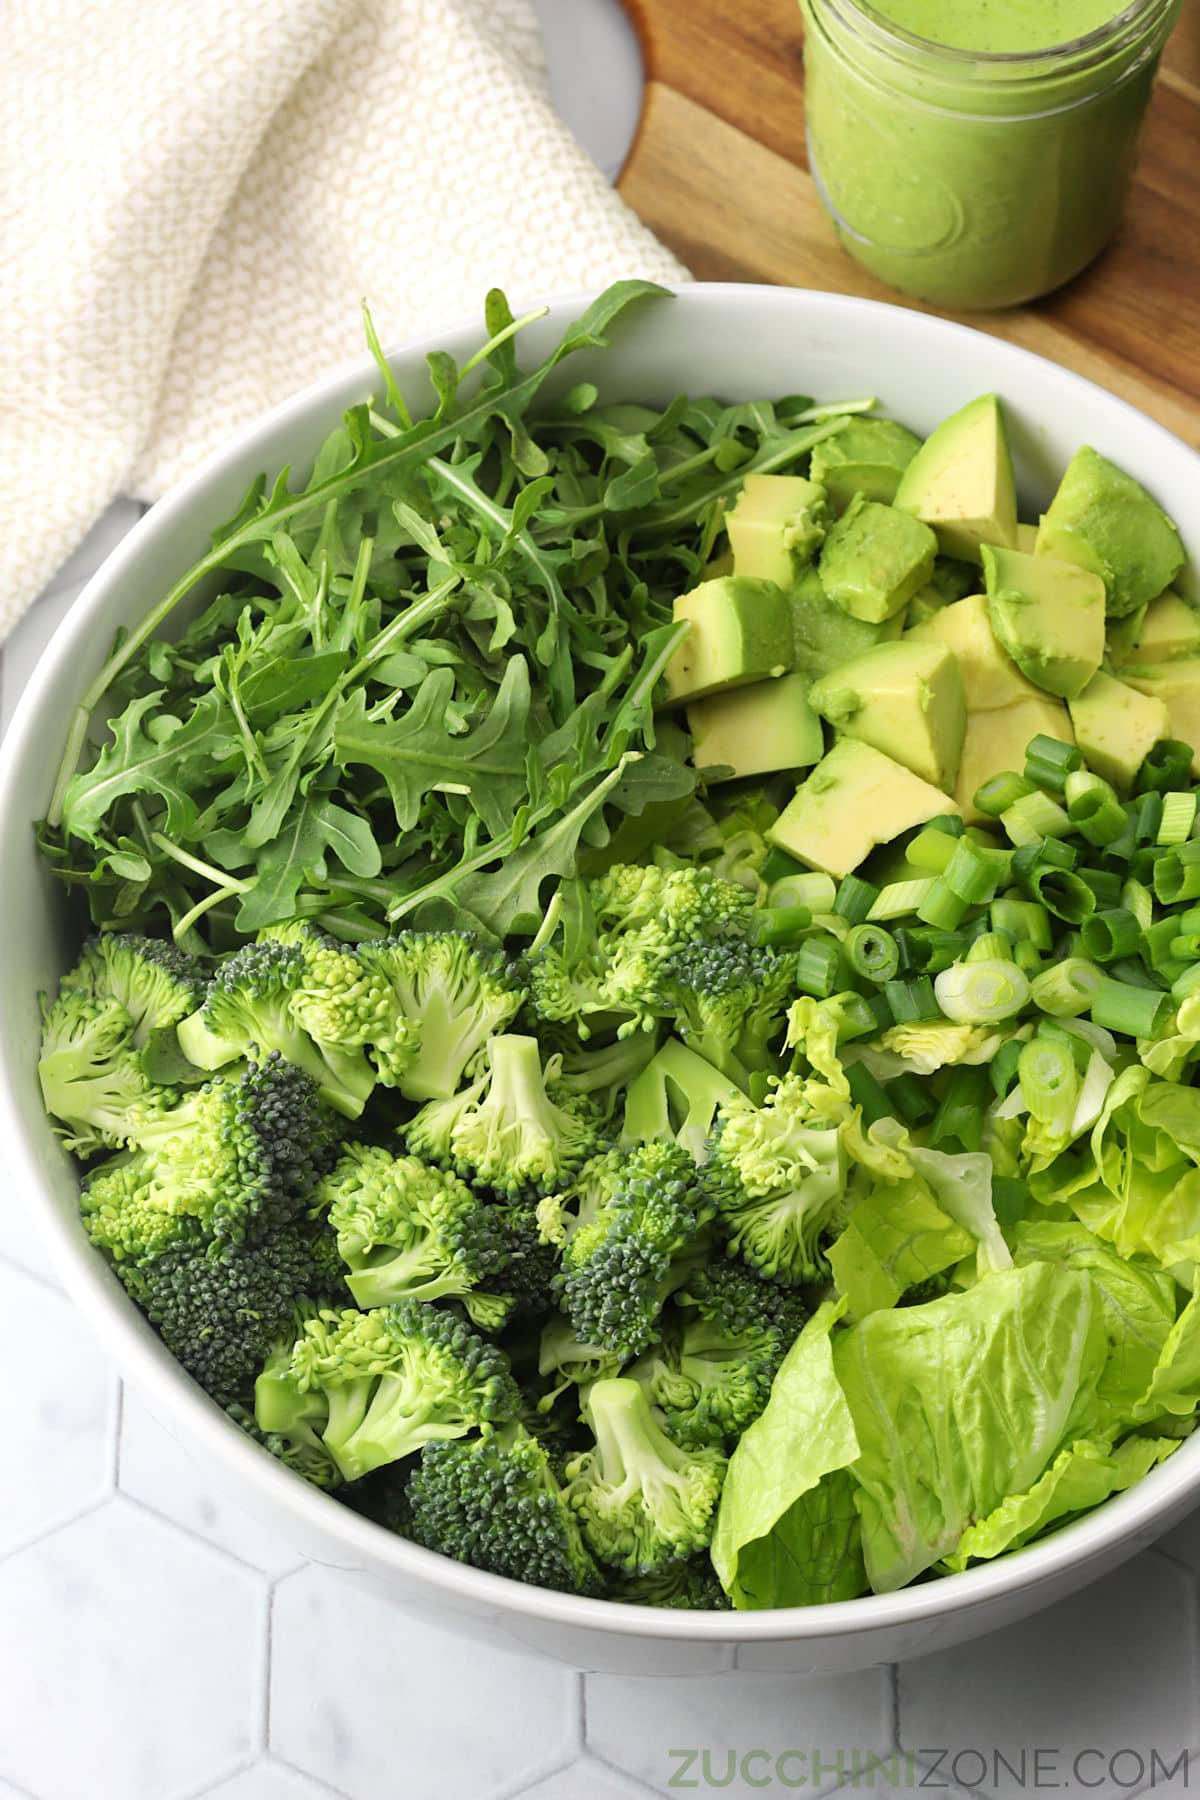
[618,0,1200,446]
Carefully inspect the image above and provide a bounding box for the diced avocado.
[1123,591,1200,664]
[1016,523,1040,554]
[726,473,828,589]
[907,593,1038,713]
[1068,670,1169,794]
[906,555,978,628]
[818,496,937,624]
[1036,445,1185,619]
[663,576,793,707]
[809,639,966,792]
[1105,603,1148,667]
[768,739,961,878]
[787,567,897,679]
[982,545,1105,701]
[704,548,735,581]
[893,394,1019,563]
[1121,662,1200,774]
[955,696,1074,824]
[809,418,922,513]
[687,673,824,782]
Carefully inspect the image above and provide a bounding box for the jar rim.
[814,0,1173,73]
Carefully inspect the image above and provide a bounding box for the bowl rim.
[5,278,1200,1642]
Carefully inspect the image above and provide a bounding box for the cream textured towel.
[0,0,686,640]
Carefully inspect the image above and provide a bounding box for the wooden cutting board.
[618,0,1200,447]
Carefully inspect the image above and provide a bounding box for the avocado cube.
[1068,670,1169,794]
[768,739,961,879]
[662,576,793,707]
[894,394,1019,564]
[908,593,1039,713]
[787,567,900,679]
[1122,591,1200,665]
[818,496,938,624]
[809,418,922,513]
[982,545,1105,701]
[704,548,735,581]
[1016,523,1040,554]
[726,473,828,590]
[1036,445,1185,620]
[1121,662,1200,774]
[688,672,824,783]
[906,555,978,628]
[954,696,1074,824]
[809,639,966,792]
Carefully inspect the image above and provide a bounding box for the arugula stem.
[150,833,253,894]
[172,883,246,942]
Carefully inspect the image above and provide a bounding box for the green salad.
[35,282,1200,1610]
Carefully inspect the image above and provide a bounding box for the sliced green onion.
[1158,959,1191,986]
[1169,934,1200,961]
[761,845,805,886]
[834,873,880,925]
[974,771,1036,818]
[1154,842,1200,905]
[1099,813,1138,864]
[1080,909,1142,963]
[1133,791,1165,844]
[1171,964,1200,1003]
[1030,958,1104,1018]
[793,936,844,998]
[1143,916,1182,968]
[1063,770,1127,847]
[884,976,941,1024]
[1090,976,1171,1040]
[934,958,1031,1024]
[916,879,970,930]
[990,1037,1025,1100]
[1136,738,1195,795]
[1018,1037,1079,1137]
[1014,940,1046,974]
[867,878,937,921]
[926,813,966,839]
[928,1065,989,1152]
[907,828,956,875]
[1158,791,1198,846]
[768,872,836,912]
[1110,956,1166,992]
[1121,878,1155,932]
[991,896,1053,950]
[1077,867,1121,909]
[846,1061,892,1126]
[894,927,970,975]
[1026,866,1096,924]
[1001,790,1073,847]
[844,923,900,983]
[966,931,1012,963]
[943,837,1005,905]
[1025,735,1083,793]
[886,1072,937,1125]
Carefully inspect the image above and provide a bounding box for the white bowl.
[3,284,1199,1677]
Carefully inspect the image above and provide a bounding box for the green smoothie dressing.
[800,0,1180,309]
[868,0,1127,54]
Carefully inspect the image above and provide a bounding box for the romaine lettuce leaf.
[832,1263,1108,1592]
[711,1299,861,1608]
[828,1174,975,1317]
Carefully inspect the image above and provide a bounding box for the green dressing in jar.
[801,0,1182,309]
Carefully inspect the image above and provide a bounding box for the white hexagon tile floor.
[6,7,1200,1799]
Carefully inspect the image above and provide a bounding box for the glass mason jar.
[800,0,1182,310]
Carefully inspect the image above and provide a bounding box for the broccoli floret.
[564,1377,726,1575]
[357,932,525,1098]
[701,1075,849,1282]
[654,941,799,1086]
[131,1228,339,1407]
[613,1556,732,1610]
[125,1053,338,1244]
[321,1144,514,1328]
[39,986,172,1157]
[261,921,405,1059]
[225,1400,343,1491]
[80,1156,207,1278]
[406,1034,599,1196]
[78,933,206,1045]
[554,1143,713,1359]
[176,935,377,1118]
[620,1038,744,1164]
[526,863,755,1039]
[552,1028,663,1125]
[629,1265,808,1449]
[258,1301,520,1483]
[535,1312,625,1410]
[402,1422,604,1595]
